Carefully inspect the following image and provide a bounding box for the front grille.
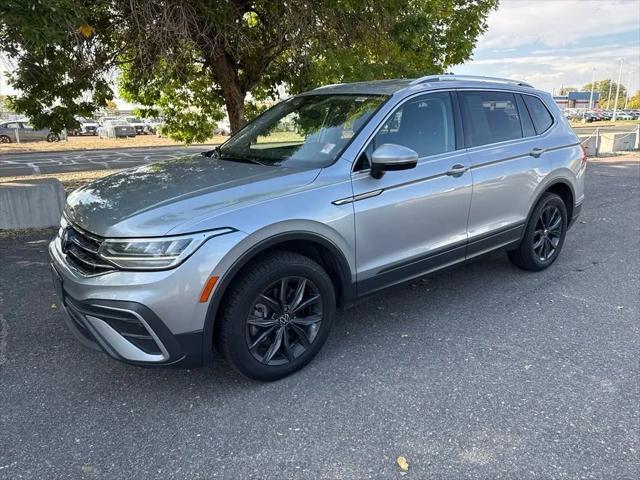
[60,224,116,275]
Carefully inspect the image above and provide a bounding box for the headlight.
[98,228,236,270]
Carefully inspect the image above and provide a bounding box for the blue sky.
[455,0,640,94]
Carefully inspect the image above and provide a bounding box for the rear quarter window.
[523,95,554,134]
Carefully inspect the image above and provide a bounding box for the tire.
[216,251,336,381]
[46,133,60,142]
[508,192,568,271]
[0,135,11,143]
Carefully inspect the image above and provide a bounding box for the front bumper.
[51,266,203,367]
[48,229,247,368]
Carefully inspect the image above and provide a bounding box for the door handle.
[529,147,546,158]
[446,164,468,177]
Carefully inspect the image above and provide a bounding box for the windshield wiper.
[217,150,273,166]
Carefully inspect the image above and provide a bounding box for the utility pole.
[612,58,623,121]
[588,68,595,110]
[624,70,631,110]
[606,79,613,110]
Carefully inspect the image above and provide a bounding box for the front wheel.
[46,133,60,142]
[216,251,336,381]
[0,135,11,143]
[508,192,568,271]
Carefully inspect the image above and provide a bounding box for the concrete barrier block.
[578,134,597,157]
[599,132,637,153]
[0,178,65,229]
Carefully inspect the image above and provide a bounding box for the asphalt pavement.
[0,145,214,177]
[0,158,639,479]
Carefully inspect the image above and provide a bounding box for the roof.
[305,75,537,97]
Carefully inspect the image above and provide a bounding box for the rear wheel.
[216,251,336,381]
[46,133,60,142]
[0,135,11,143]
[508,192,568,271]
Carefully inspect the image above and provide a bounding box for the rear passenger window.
[523,95,554,134]
[459,91,523,147]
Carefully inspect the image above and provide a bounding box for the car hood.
[65,154,320,237]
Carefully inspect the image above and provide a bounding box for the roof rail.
[409,74,533,88]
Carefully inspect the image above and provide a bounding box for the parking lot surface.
[0,145,213,177]
[0,158,638,479]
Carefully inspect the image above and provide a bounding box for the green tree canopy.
[582,79,628,109]
[1,0,498,141]
[627,91,640,110]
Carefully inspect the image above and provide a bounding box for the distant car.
[125,117,150,135]
[145,118,163,135]
[615,112,633,121]
[98,120,136,139]
[0,121,61,143]
[213,127,230,136]
[70,117,100,136]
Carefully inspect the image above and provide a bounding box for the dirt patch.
[0,134,228,154]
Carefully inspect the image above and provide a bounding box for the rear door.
[459,89,554,258]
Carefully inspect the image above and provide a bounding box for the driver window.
[356,92,455,170]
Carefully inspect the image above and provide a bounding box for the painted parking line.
[0,145,213,176]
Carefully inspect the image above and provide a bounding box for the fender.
[522,176,576,239]
[200,231,355,361]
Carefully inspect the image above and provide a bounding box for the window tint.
[459,91,523,147]
[523,95,553,134]
[373,92,455,158]
[515,94,536,137]
[3,122,19,129]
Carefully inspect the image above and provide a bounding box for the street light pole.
[588,68,595,110]
[606,79,613,110]
[624,70,631,110]
[612,58,623,122]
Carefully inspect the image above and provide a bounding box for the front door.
[351,91,472,295]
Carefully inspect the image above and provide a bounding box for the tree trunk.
[222,84,246,134]
[209,48,247,134]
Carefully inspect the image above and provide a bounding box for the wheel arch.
[202,231,355,360]
[525,177,575,231]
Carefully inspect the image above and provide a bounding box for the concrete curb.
[0,178,65,229]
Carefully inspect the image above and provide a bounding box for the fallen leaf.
[396,456,409,472]
[77,24,95,38]
[51,303,57,309]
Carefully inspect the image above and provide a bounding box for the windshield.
[219,94,387,167]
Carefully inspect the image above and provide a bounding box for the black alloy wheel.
[246,276,323,366]
[508,192,568,271]
[216,251,336,381]
[532,204,562,262]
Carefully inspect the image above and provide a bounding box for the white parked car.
[97,120,136,139]
[126,117,151,135]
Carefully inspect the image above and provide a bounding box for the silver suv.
[49,75,586,381]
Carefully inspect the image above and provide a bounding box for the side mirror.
[370,143,419,179]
